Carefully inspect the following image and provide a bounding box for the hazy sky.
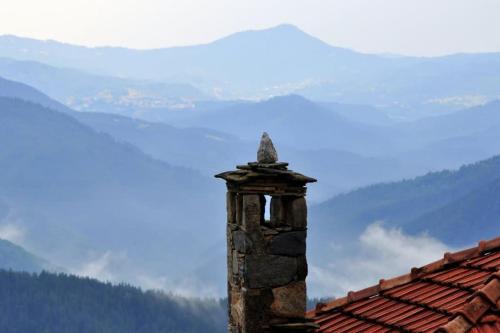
[1,0,499,56]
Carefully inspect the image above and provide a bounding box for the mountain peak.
[213,24,332,50]
[264,23,302,32]
[263,94,316,106]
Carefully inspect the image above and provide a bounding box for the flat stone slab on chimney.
[244,254,297,289]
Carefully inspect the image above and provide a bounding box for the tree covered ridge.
[0,270,226,333]
[311,152,500,247]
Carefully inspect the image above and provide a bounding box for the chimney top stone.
[257,132,278,164]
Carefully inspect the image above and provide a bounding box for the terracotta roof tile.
[308,236,500,333]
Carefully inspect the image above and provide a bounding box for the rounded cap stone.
[257,132,278,164]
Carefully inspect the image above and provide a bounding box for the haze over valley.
[1,23,500,302]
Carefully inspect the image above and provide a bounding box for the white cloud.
[0,223,25,245]
[137,274,220,298]
[72,251,220,298]
[308,222,455,298]
[0,210,26,246]
[74,251,128,282]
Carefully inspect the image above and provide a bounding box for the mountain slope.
[319,101,393,126]
[0,57,209,116]
[171,94,395,153]
[0,75,69,112]
[0,97,226,295]
[0,270,226,333]
[397,100,500,143]
[71,111,423,201]
[407,178,500,244]
[73,96,500,202]
[311,154,500,247]
[0,239,49,272]
[71,111,247,175]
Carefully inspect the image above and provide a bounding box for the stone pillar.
[216,133,317,333]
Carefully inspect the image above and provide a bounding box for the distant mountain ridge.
[0,57,209,116]
[0,25,371,81]
[2,25,500,114]
[167,94,395,153]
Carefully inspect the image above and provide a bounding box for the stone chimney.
[215,133,317,333]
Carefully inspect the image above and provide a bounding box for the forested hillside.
[311,154,500,247]
[0,270,226,333]
[0,97,226,295]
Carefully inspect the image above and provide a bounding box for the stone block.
[232,250,239,275]
[227,281,232,321]
[297,255,308,280]
[269,231,306,256]
[240,195,267,254]
[241,287,273,333]
[230,287,243,325]
[233,230,253,254]
[235,194,243,225]
[270,197,286,226]
[271,281,306,318]
[244,255,297,288]
[287,197,307,229]
[227,192,237,224]
[242,195,262,231]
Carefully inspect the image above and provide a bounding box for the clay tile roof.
[307,236,500,333]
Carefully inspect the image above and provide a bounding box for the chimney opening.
[263,195,271,222]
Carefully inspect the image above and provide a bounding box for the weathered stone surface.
[227,192,236,224]
[235,194,243,225]
[269,231,306,256]
[245,255,297,288]
[230,287,243,325]
[257,132,278,163]
[242,195,262,231]
[233,230,253,253]
[228,324,239,333]
[232,250,239,276]
[261,226,279,236]
[297,255,308,280]
[270,197,286,226]
[219,136,315,332]
[241,287,273,333]
[271,281,306,318]
[241,195,267,254]
[227,281,233,323]
[227,225,235,286]
[288,197,307,229]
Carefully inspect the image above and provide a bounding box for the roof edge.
[307,236,500,318]
[435,272,500,333]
